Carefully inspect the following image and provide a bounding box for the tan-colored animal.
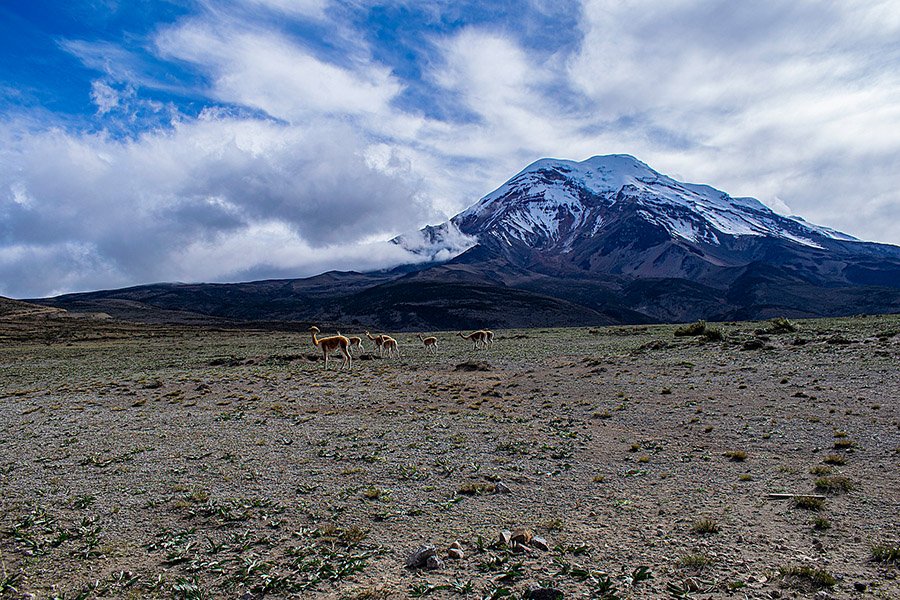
[458,330,490,349]
[381,335,400,358]
[365,331,387,356]
[339,332,365,356]
[309,326,351,370]
[484,330,495,347]
[417,333,438,355]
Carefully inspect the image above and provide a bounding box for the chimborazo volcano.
[33,155,900,329]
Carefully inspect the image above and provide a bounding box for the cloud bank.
[1,0,898,297]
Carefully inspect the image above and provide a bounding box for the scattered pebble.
[405,545,437,569]
[531,536,549,551]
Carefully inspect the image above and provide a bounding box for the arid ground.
[1,310,898,599]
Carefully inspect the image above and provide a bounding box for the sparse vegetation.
[872,544,900,564]
[0,312,897,596]
[723,450,747,462]
[814,476,854,494]
[691,518,720,535]
[793,496,826,511]
[778,565,836,590]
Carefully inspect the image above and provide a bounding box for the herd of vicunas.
[308,326,495,370]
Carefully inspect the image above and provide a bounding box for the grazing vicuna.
[417,333,438,355]
[309,326,351,370]
[458,330,490,350]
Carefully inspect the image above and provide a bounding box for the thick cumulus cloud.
[0,115,438,297]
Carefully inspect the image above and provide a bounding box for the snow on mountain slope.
[396,154,864,261]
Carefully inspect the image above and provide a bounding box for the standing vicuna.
[339,332,365,356]
[458,330,490,350]
[365,331,387,356]
[309,326,352,370]
[417,333,438,355]
[381,335,400,358]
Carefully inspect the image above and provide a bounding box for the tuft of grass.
[812,517,831,531]
[793,496,825,511]
[778,565,836,590]
[766,317,798,334]
[809,465,833,476]
[823,454,846,465]
[871,544,900,563]
[675,320,725,342]
[738,473,752,481]
[591,475,606,483]
[833,439,856,450]
[678,553,712,569]
[814,476,854,494]
[456,482,496,496]
[691,518,720,535]
[723,450,747,462]
[701,327,724,342]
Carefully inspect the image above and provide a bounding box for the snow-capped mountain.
[400,154,860,261]
[385,153,900,322]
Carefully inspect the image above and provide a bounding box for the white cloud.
[154,19,402,122]
[0,114,440,297]
[90,80,120,114]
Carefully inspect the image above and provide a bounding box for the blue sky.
[1,0,899,298]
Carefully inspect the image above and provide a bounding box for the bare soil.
[1,314,898,599]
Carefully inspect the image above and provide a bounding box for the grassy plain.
[1,313,898,598]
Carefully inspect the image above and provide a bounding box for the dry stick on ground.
[310,326,352,370]
[458,330,490,350]
[767,493,827,500]
[417,333,438,355]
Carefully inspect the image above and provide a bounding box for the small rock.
[449,540,462,550]
[814,591,831,600]
[511,528,534,545]
[425,555,445,570]
[526,586,563,600]
[853,582,867,592]
[499,530,513,545]
[769,590,782,599]
[447,547,464,560]
[405,545,437,569]
[530,536,549,551]
[495,481,512,494]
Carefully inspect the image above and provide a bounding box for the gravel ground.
[0,314,898,599]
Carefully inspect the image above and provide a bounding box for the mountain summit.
[398,154,867,279]
[34,154,900,328]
